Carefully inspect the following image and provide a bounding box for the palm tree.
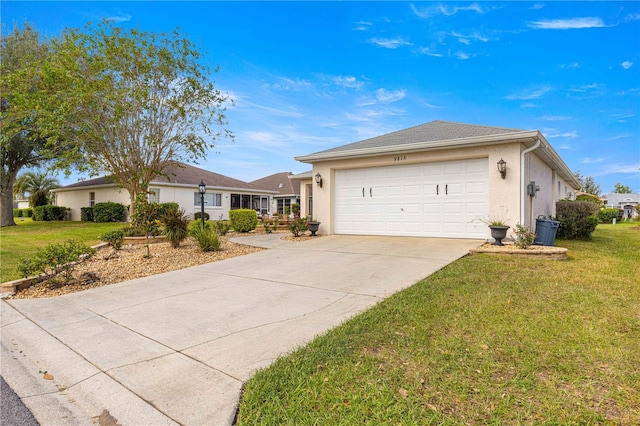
[13,171,60,207]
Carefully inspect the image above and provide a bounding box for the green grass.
[0,219,123,282]
[237,222,640,425]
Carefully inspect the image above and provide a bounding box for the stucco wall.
[309,143,524,237]
[56,184,273,221]
[55,186,130,221]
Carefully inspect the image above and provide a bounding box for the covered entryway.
[334,158,488,238]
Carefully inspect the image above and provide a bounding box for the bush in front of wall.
[229,209,258,233]
[555,201,599,240]
[162,206,190,248]
[194,211,210,221]
[81,207,94,222]
[32,205,68,221]
[598,208,620,224]
[93,202,126,222]
[288,217,308,237]
[213,219,231,236]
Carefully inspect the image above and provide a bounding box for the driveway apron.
[1,235,481,425]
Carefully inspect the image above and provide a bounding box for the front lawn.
[0,220,123,282]
[237,223,640,424]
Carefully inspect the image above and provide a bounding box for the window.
[277,198,291,214]
[148,188,160,204]
[89,192,95,207]
[194,192,222,207]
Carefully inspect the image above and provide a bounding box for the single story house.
[294,120,580,240]
[249,172,301,216]
[602,192,640,220]
[52,162,276,221]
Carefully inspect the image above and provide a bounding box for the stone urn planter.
[489,225,509,246]
[307,221,321,237]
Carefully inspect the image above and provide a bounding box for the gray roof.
[299,120,525,159]
[57,162,270,192]
[249,172,300,197]
[602,192,640,206]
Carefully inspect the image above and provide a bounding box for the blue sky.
[3,1,640,193]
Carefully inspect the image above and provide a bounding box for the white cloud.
[505,86,551,100]
[545,129,578,138]
[105,13,132,23]
[417,47,444,57]
[455,51,470,60]
[581,157,605,164]
[333,75,364,89]
[625,13,640,22]
[376,88,405,103]
[527,17,607,30]
[266,77,313,92]
[540,115,571,121]
[411,3,487,19]
[353,21,372,31]
[622,61,633,69]
[560,62,581,69]
[450,31,490,44]
[529,4,545,10]
[368,37,413,49]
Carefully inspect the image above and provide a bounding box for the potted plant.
[475,213,510,246]
[306,217,321,237]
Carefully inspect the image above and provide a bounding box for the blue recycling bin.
[534,217,560,246]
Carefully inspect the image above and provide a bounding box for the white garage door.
[334,158,488,239]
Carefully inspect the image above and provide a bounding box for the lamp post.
[198,180,206,229]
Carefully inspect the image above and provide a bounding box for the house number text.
[393,155,407,162]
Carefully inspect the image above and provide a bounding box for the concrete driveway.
[1,234,481,425]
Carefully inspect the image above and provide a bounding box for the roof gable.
[250,172,300,195]
[302,120,525,158]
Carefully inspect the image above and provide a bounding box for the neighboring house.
[602,192,640,220]
[249,172,301,216]
[13,198,29,209]
[294,120,580,240]
[52,162,276,221]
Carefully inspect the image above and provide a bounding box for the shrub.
[157,202,180,219]
[13,209,22,218]
[17,239,96,283]
[229,209,258,233]
[598,208,620,224]
[162,206,190,248]
[22,208,33,218]
[32,205,68,221]
[81,207,94,222]
[93,202,126,222]
[121,225,147,237]
[100,229,125,250]
[189,219,212,236]
[288,217,308,237]
[213,219,231,236]
[194,211,210,221]
[190,224,221,252]
[512,224,536,249]
[555,201,599,240]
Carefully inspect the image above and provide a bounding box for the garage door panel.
[334,158,488,238]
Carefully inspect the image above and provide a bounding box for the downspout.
[520,137,542,225]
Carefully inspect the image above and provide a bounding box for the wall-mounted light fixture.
[497,158,507,179]
[315,172,323,188]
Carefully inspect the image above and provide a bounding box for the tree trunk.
[0,172,18,227]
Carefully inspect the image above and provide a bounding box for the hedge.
[555,201,599,240]
[32,205,68,221]
[13,208,34,218]
[93,202,126,222]
[598,208,620,224]
[81,207,94,222]
[229,209,258,233]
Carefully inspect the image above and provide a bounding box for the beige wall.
[56,184,273,221]
[309,143,524,236]
[55,186,130,221]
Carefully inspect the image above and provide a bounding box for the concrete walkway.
[1,235,481,425]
